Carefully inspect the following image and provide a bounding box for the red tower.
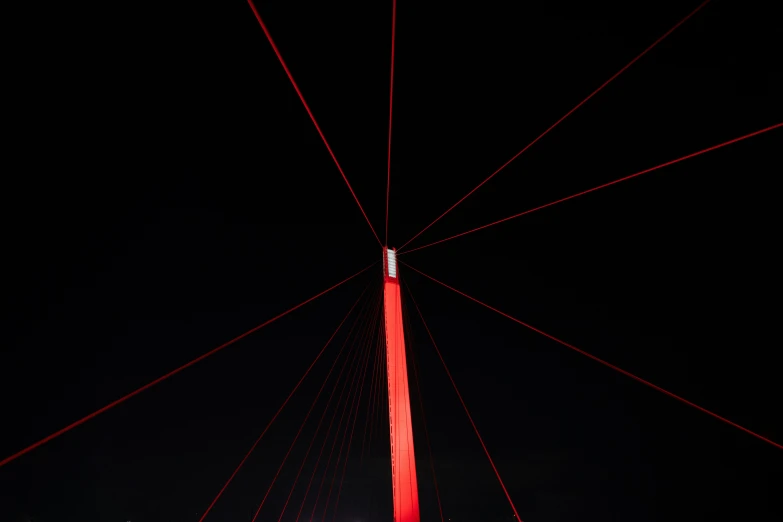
[382,247,420,522]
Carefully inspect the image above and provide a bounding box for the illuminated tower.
[382,247,420,522]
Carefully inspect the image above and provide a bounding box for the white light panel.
[386,248,397,278]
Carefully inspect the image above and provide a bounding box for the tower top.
[383,247,398,280]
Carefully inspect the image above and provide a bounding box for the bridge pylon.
[382,247,420,522]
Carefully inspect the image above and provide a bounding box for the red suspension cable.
[0,264,374,470]
[200,285,367,522]
[358,318,382,469]
[363,333,385,520]
[309,335,370,522]
[401,122,783,254]
[372,331,385,444]
[303,296,380,522]
[371,322,392,520]
[246,0,382,246]
[386,0,398,245]
[405,281,524,521]
[331,303,381,519]
[276,288,377,522]
[402,282,445,522]
[404,262,783,451]
[399,0,713,251]
[293,307,371,522]
[367,330,384,450]
[323,297,381,520]
[249,290,370,522]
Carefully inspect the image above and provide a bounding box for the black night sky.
[2,0,781,521]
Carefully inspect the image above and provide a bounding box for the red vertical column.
[383,248,420,522]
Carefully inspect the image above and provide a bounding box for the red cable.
[276,288,376,522]
[274,346,355,522]
[199,284,368,522]
[400,285,417,512]
[386,0,397,245]
[377,317,388,439]
[0,263,374,470]
[372,331,385,444]
[310,333,371,522]
[246,0,382,246]
[358,319,382,469]
[366,331,383,450]
[368,323,391,522]
[304,297,379,522]
[323,296,381,520]
[293,310,369,522]
[398,0,713,251]
[282,283,379,521]
[404,281,524,521]
[331,302,380,519]
[249,290,368,522]
[291,360,356,522]
[363,333,385,519]
[364,326,385,459]
[404,262,783,451]
[402,283,445,522]
[401,122,783,254]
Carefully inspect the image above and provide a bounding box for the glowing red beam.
[386,0,398,245]
[402,122,783,254]
[384,272,421,521]
[405,282,524,521]
[403,263,783,451]
[0,264,374,470]
[247,0,382,246]
[399,0,713,251]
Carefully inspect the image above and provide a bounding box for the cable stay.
[247,289,377,522]
[0,263,374,470]
[199,284,368,521]
[331,302,381,519]
[276,285,378,521]
[386,0,398,245]
[304,296,381,522]
[368,328,393,521]
[247,0,382,246]
[296,344,368,520]
[359,325,388,521]
[292,349,361,522]
[358,321,383,470]
[401,122,783,255]
[401,283,446,522]
[310,346,368,521]
[404,262,783,451]
[322,295,382,520]
[367,330,386,453]
[404,280,525,521]
[399,0,714,251]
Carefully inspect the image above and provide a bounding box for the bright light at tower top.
[384,247,398,279]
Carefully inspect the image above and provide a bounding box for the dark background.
[2,0,781,520]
